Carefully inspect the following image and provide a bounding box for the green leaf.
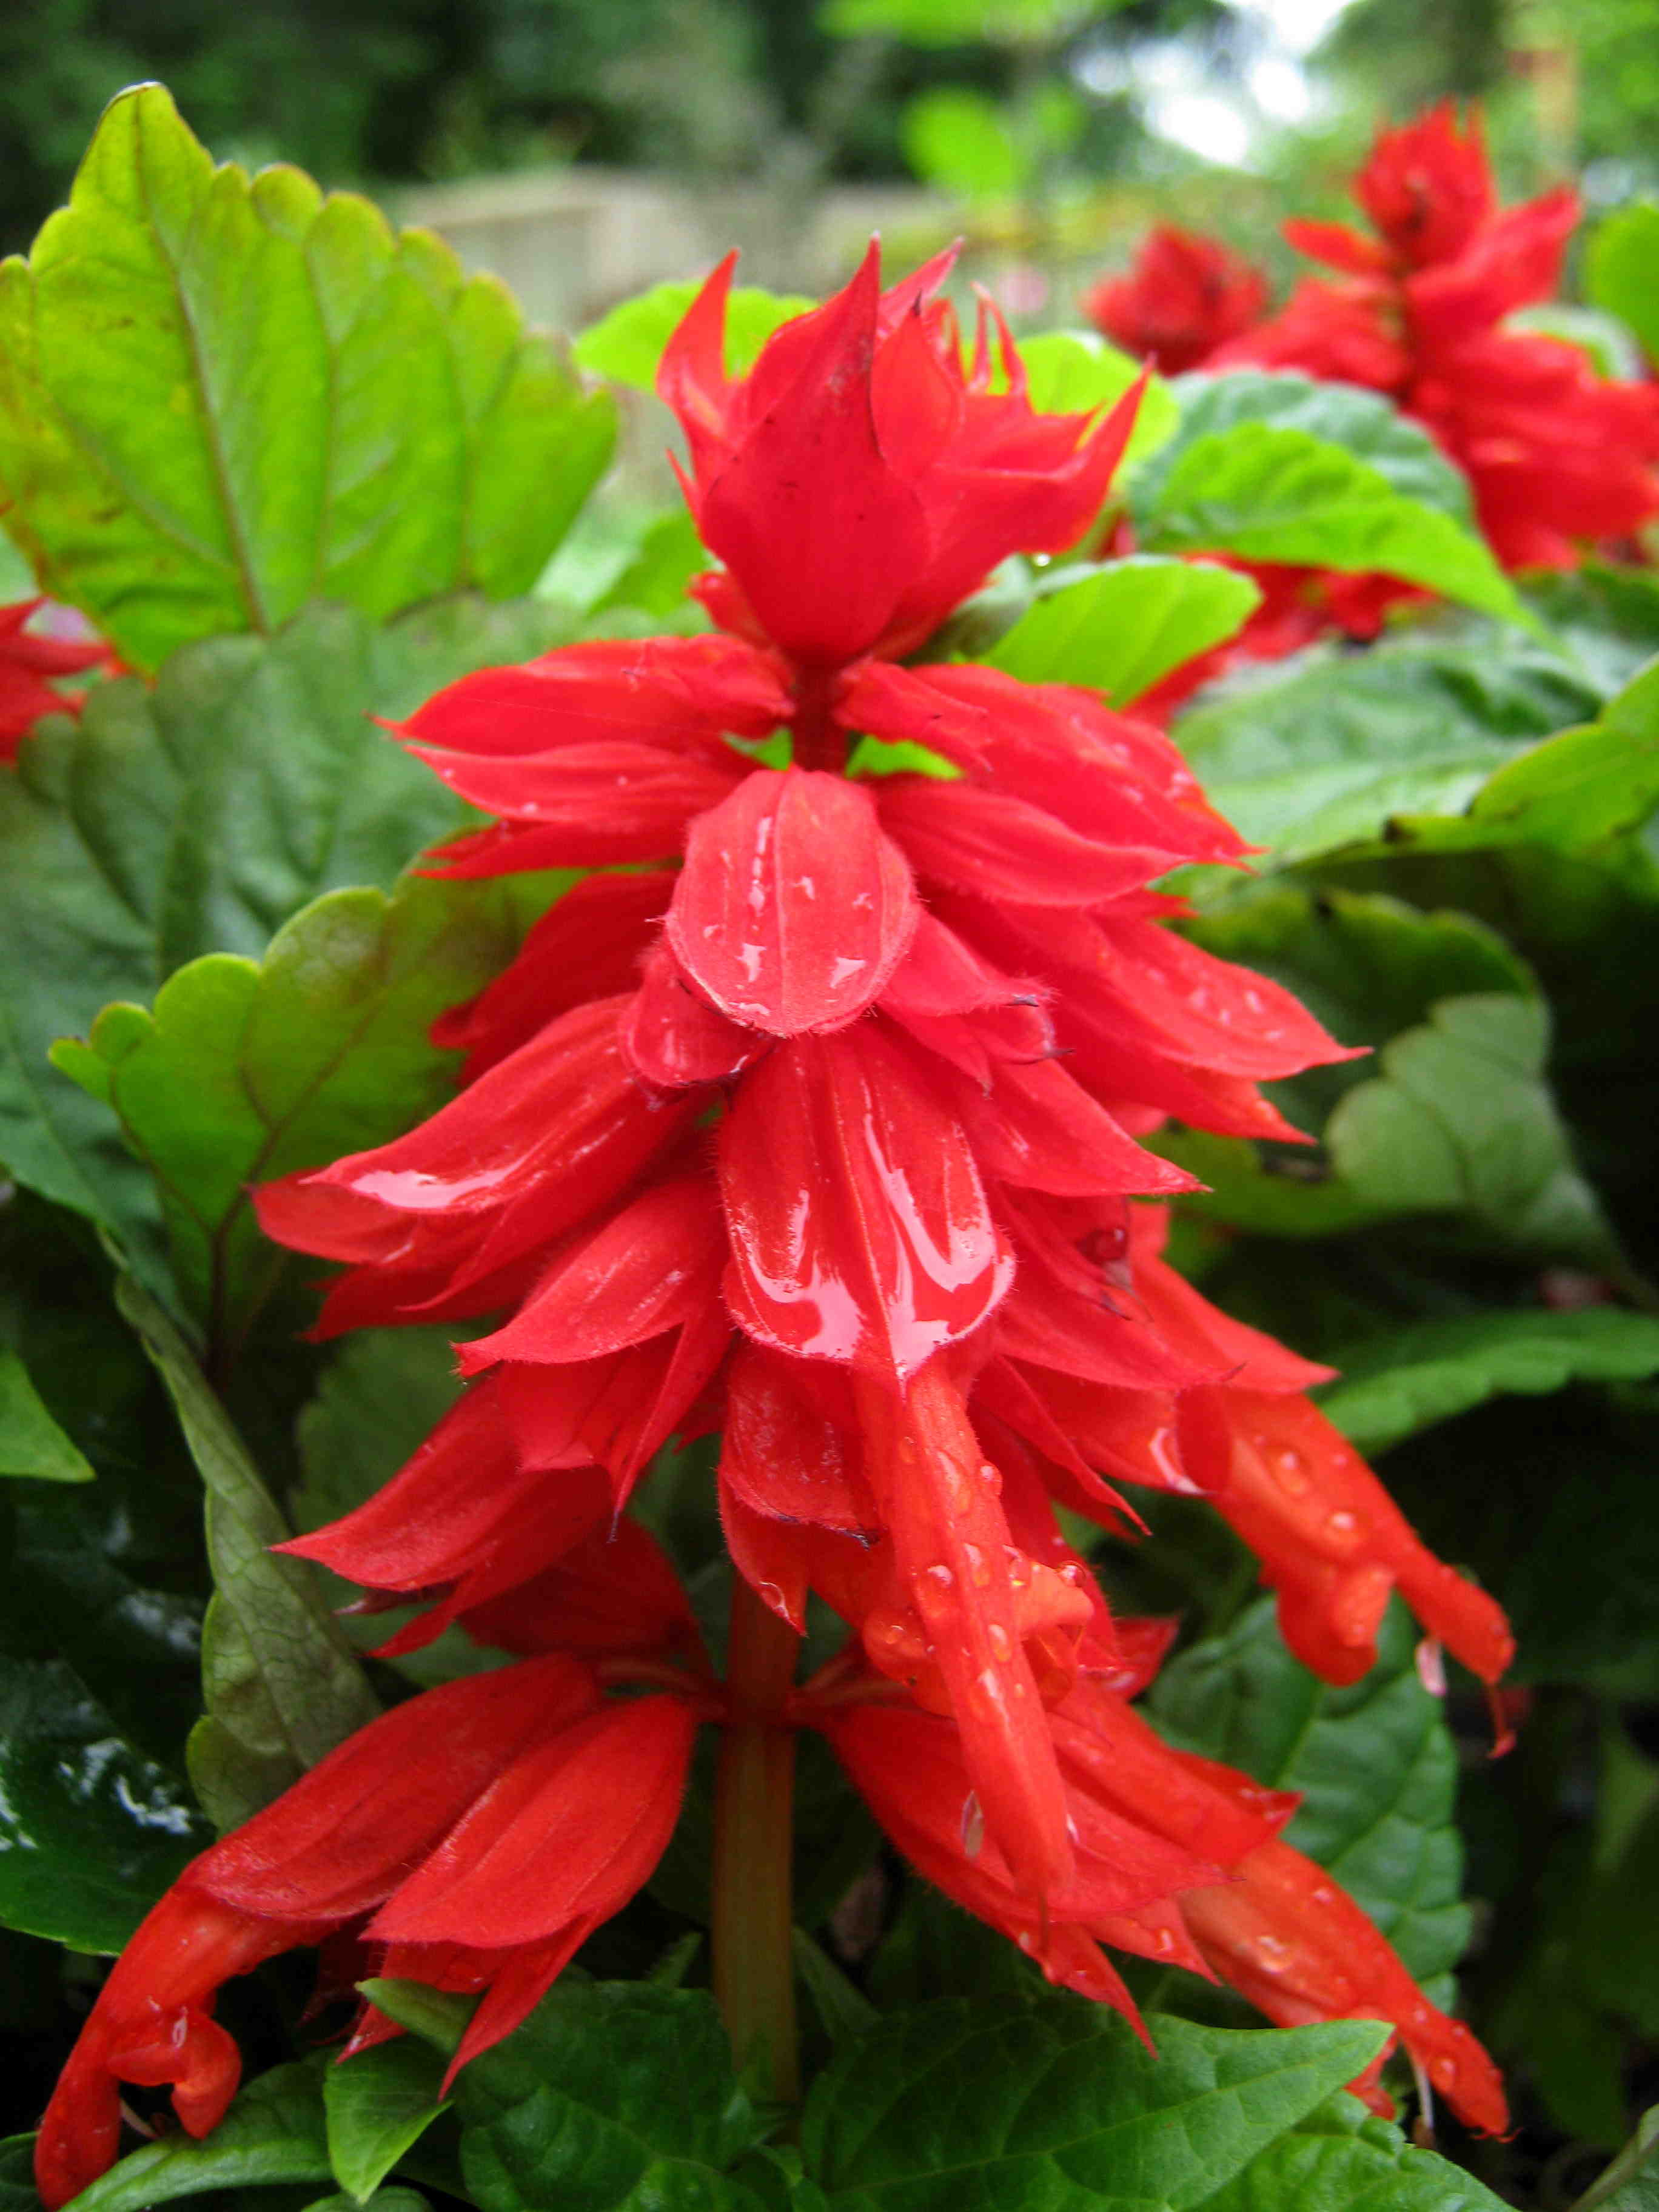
[1016,333,1178,465]
[1320,995,1620,1268]
[1382,659,1659,860]
[987,557,1260,707]
[574,280,815,394]
[1134,374,1526,625]
[1194,2090,1513,2211]
[1315,1307,1659,1456]
[358,1977,470,2057]
[306,2193,432,2212]
[54,871,533,1349]
[0,596,568,1269]
[441,1979,768,2212]
[1151,1599,1471,1993]
[802,1998,1387,2212]
[590,509,706,620]
[900,89,1022,198]
[0,1654,207,1949]
[0,1346,93,1480]
[1171,632,1595,869]
[819,0,1107,44]
[0,86,614,671]
[114,1270,378,1828]
[1573,2104,1659,2211]
[1587,202,1659,368]
[1139,372,1479,526]
[55,2060,332,2212]
[793,1928,880,2046]
[0,2137,40,2212]
[324,2039,452,2207]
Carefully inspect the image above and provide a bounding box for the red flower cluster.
[0,597,115,763]
[1084,226,1269,377]
[1219,104,1659,569]
[38,243,1512,2203]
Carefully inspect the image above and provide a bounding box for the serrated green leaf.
[1194,2089,1512,2210]
[324,2039,451,2207]
[986,557,1259,706]
[437,1979,768,2212]
[802,1998,1387,2212]
[53,2060,332,2212]
[1382,658,1659,860]
[0,595,574,1266]
[1171,632,1595,868]
[1017,333,1178,464]
[1151,1600,1470,1993]
[1586,202,1659,368]
[115,1270,378,1828]
[1140,372,1478,524]
[0,1346,93,1480]
[0,87,614,671]
[55,871,532,1349]
[1134,374,1526,624]
[0,1654,207,1949]
[574,280,815,394]
[1315,1307,1659,1455]
[1324,995,1619,1267]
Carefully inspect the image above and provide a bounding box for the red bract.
[1218,103,1659,569]
[33,1654,706,2208]
[1083,226,1269,375]
[0,597,116,763]
[659,241,1142,668]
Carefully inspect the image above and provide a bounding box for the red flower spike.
[0,598,118,765]
[33,1655,628,2208]
[1084,227,1270,374]
[720,1027,1013,1381]
[666,768,919,1034]
[1219,102,1659,573]
[1182,1836,1509,2135]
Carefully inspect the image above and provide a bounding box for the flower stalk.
[712,1573,802,2102]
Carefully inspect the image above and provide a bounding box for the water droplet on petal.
[960,1792,985,1858]
[988,1622,1013,1663]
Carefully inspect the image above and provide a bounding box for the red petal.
[432,873,672,1081]
[368,1695,697,1948]
[879,777,1174,907]
[666,768,918,1035]
[460,1175,726,1372]
[721,1339,877,1533]
[720,1027,1013,1382]
[622,945,765,1088]
[939,1056,1199,1201]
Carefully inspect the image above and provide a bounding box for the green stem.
[712,1574,801,2102]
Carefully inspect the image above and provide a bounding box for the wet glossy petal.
[666,768,918,1035]
[720,1026,1012,1382]
[622,945,766,1088]
[460,1175,727,1372]
[879,777,1175,908]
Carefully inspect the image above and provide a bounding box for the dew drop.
[1326,1509,1359,1535]
[1262,1443,1310,1495]
[1415,1637,1447,1697]
[963,1542,991,1589]
[1429,2057,1458,2090]
[988,1623,1013,1662]
[960,1791,985,1858]
[1249,1936,1291,1974]
[1154,1928,1175,1956]
[977,1460,1003,1495]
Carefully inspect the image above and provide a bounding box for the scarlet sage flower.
[1216,104,1659,569]
[252,244,1510,1929]
[34,1646,709,2211]
[0,597,116,763]
[1083,226,1269,375]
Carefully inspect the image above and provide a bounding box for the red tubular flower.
[0,597,117,763]
[809,1645,1507,2134]
[253,243,1509,1965]
[1084,227,1269,375]
[1218,103,1659,569]
[34,1655,704,2208]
